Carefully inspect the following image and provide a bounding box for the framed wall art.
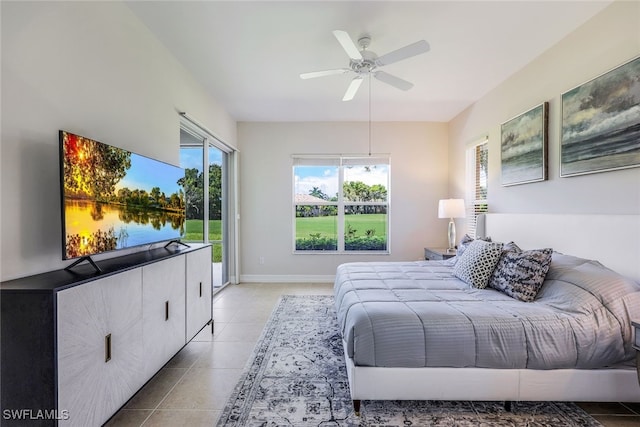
[500,102,548,186]
[561,56,640,177]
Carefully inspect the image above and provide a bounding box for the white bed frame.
[344,214,640,411]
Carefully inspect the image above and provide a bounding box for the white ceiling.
[126,1,612,122]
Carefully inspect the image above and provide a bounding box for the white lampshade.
[438,199,466,219]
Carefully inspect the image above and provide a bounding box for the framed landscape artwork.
[561,56,640,177]
[500,102,548,186]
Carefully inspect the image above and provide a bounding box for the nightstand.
[633,321,640,385]
[424,247,456,261]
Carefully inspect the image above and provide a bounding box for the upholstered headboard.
[478,213,640,282]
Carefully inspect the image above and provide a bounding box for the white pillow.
[453,239,504,288]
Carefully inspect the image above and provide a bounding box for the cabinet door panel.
[142,256,186,377]
[186,247,213,340]
[57,269,144,427]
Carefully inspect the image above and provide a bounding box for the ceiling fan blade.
[333,30,363,61]
[374,71,414,91]
[343,76,363,101]
[300,69,350,79]
[375,40,430,66]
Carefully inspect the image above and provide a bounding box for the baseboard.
[239,274,335,283]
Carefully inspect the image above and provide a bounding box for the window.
[465,139,488,238]
[293,156,389,253]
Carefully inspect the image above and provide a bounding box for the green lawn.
[185,215,386,240]
[184,219,222,241]
[183,219,222,262]
[296,214,387,238]
[295,216,337,238]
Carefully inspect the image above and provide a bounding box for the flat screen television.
[59,130,186,270]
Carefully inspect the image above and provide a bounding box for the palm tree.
[309,186,329,200]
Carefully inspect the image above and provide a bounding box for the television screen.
[60,130,186,260]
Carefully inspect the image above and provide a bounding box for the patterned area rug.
[217,295,602,426]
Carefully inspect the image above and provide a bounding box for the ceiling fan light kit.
[300,30,430,101]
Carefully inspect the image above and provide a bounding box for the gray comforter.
[334,253,640,369]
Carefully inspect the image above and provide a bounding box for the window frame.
[465,138,488,238]
[292,155,390,254]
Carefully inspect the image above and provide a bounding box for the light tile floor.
[106,283,640,426]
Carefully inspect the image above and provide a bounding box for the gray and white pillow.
[453,239,504,289]
[456,234,492,258]
[486,241,522,288]
[488,247,553,302]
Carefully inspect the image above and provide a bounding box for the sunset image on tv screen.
[61,131,186,259]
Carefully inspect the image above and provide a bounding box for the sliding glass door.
[180,128,229,289]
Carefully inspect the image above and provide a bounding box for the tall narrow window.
[465,139,488,238]
[293,156,390,253]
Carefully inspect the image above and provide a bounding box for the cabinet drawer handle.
[105,333,112,363]
[165,300,169,321]
[199,282,202,297]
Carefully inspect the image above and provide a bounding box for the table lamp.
[438,199,466,252]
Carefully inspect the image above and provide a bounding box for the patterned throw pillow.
[456,234,492,258]
[488,248,553,302]
[487,241,522,287]
[453,240,504,288]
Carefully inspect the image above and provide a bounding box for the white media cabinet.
[0,244,212,426]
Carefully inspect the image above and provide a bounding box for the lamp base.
[447,218,456,252]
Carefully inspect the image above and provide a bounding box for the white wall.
[237,121,449,281]
[1,1,236,280]
[448,0,640,237]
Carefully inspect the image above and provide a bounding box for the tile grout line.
[139,341,214,426]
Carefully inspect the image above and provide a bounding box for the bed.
[334,214,640,413]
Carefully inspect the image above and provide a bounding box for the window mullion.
[338,164,345,251]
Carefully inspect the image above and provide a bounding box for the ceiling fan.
[300,30,430,101]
